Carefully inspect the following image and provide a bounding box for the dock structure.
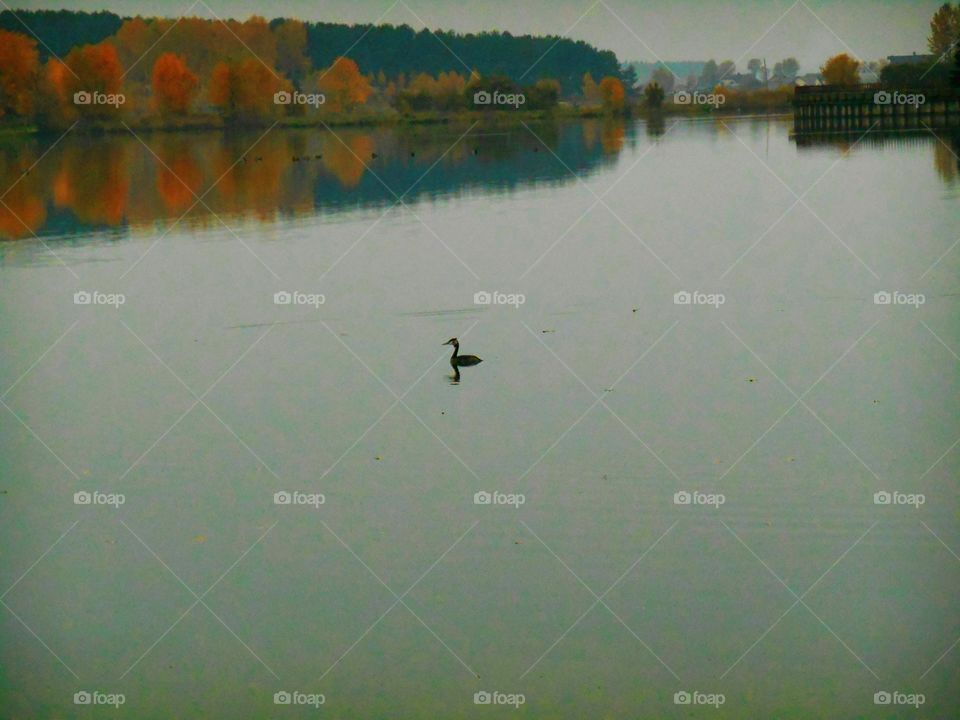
[793,84,960,133]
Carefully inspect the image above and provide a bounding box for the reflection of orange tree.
[600,122,625,154]
[322,133,374,188]
[0,185,46,239]
[934,140,958,184]
[581,120,599,151]
[211,139,285,220]
[155,141,204,212]
[53,143,129,225]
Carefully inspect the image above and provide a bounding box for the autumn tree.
[526,78,560,109]
[151,53,198,115]
[644,81,664,109]
[0,30,40,118]
[315,57,372,112]
[63,42,124,118]
[581,72,600,102]
[273,19,310,87]
[599,76,625,111]
[820,53,861,86]
[929,3,960,56]
[209,58,284,123]
[651,65,675,94]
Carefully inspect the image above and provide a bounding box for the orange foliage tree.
[209,58,285,123]
[0,30,40,118]
[599,76,625,111]
[152,53,198,114]
[315,57,372,112]
[63,42,125,118]
[820,53,861,86]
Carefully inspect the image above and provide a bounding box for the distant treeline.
[0,9,621,94]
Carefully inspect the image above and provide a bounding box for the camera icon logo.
[274,291,292,305]
[473,90,491,105]
[873,291,891,305]
[274,90,292,105]
[873,491,891,505]
[673,290,691,305]
[274,491,292,505]
[74,491,92,505]
[74,290,92,305]
[73,91,92,105]
[874,691,891,705]
[873,91,891,105]
[74,691,92,704]
[474,290,492,305]
[474,491,492,505]
[474,691,492,704]
[673,491,692,505]
[673,91,691,105]
[274,690,292,704]
[673,690,692,704]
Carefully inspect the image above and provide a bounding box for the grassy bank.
[6,99,795,137]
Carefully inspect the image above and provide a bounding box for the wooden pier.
[793,84,960,133]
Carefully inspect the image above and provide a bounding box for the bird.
[314,154,321,159]
[371,152,378,159]
[443,338,482,367]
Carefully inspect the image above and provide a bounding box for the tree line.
[0,11,633,128]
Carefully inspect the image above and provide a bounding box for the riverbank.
[5,102,796,137]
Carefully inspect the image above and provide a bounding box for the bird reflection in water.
[443,337,482,385]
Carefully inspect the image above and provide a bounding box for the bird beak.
[442,340,451,346]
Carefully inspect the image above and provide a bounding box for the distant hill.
[628,61,707,86]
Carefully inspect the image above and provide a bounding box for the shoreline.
[1,105,796,138]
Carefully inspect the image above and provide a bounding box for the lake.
[1,116,958,718]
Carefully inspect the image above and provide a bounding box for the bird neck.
[450,343,459,359]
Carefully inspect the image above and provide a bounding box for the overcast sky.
[16,0,937,70]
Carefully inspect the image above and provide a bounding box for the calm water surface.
[1,117,958,718]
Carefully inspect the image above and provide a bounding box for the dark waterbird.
[443,337,482,367]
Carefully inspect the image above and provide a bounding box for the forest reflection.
[0,119,632,241]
